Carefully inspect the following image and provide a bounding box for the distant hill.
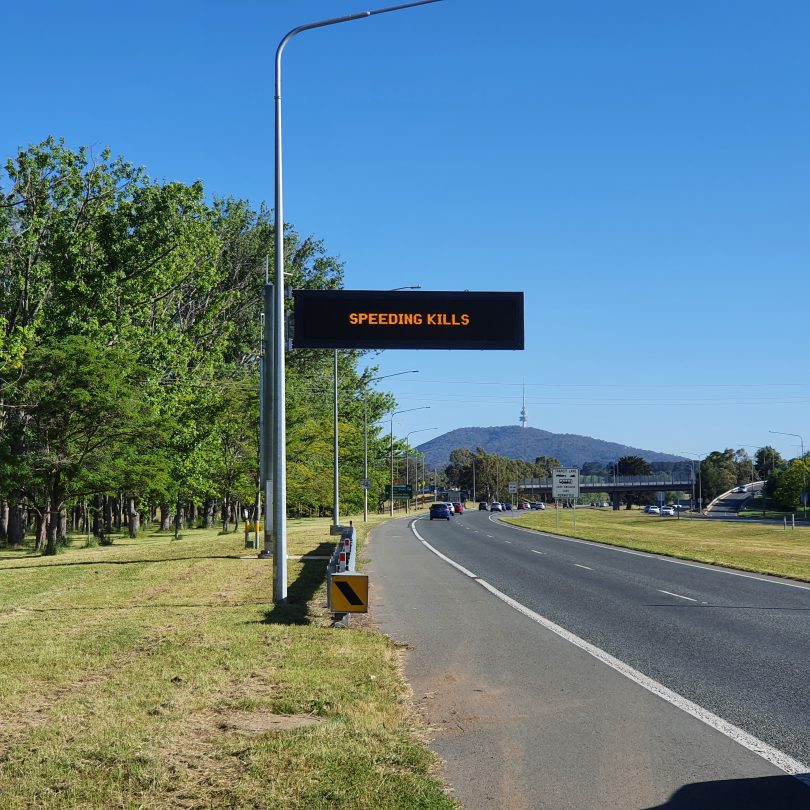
[415,425,685,468]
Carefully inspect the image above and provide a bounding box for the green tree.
[0,336,166,554]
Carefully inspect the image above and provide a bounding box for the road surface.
[367,509,810,809]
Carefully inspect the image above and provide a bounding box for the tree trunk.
[222,496,230,533]
[128,497,140,538]
[104,496,113,537]
[187,501,197,527]
[58,508,67,546]
[160,503,172,532]
[113,497,122,531]
[7,500,25,547]
[203,498,215,529]
[174,501,185,539]
[35,500,49,552]
[44,509,58,556]
[0,500,8,540]
[92,494,103,537]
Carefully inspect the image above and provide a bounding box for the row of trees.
[443,445,808,511]
[0,137,399,554]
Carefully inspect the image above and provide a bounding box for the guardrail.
[327,523,368,626]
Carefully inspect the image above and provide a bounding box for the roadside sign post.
[552,468,580,530]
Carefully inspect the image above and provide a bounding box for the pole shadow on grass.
[0,555,243,571]
[642,774,810,809]
[261,541,337,626]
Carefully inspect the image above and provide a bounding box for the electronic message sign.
[292,290,524,350]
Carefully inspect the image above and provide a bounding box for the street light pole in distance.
[404,427,438,511]
[362,370,418,522]
[267,0,444,603]
[680,452,707,514]
[769,430,806,519]
[390,407,430,515]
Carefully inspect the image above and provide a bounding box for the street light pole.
[389,407,430,515]
[404,427,438,512]
[769,430,806,518]
[361,370,418,522]
[267,0,443,601]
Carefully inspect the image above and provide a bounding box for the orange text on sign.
[348,312,471,326]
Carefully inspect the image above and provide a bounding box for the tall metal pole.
[333,349,340,529]
[363,390,369,523]
[390,416,395,516]
[769,430,806,518]
[269,0,442,601]
[389,406,429,515]
[260,281,274,559]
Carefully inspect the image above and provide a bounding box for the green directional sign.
[385,484,413,499]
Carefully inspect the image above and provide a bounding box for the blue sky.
[4,1,809,461]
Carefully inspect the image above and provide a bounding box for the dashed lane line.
[409,517,810,788]
[574,564,592,571]
[659,589,698,602]
[487,515,810,592]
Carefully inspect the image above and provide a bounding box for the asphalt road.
[367,510,810,809]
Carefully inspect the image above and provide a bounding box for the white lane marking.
[504,540,512,544]
[485,534,493,538]
[574,564,592,570]
[410,519,810,786]
[531,550,545,555]
[659,589,698,602]
[497,519,810,591]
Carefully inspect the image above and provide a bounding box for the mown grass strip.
[504,509,810,582]
[0,512,456,809]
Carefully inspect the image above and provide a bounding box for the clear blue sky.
[5,1,809,461]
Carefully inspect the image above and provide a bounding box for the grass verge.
[504,508,810,582]
[0,509,456,809]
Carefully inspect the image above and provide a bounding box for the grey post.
[269,0,443,601]
[769,430,806,519]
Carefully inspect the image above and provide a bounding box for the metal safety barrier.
[326,523,368,625]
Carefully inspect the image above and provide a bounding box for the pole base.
[257,550,273,559]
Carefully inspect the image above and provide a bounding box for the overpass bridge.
[519,474,696,510]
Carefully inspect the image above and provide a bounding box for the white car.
[734,485,747,493]
[660,506,676,516]
[445,502,455,514]
[530,502,546,510]
[490,502,503,512]
[646,505,661,515]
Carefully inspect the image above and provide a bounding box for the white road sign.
[552,468,580,499]
[508,482,518,494]
[359,478,371,490]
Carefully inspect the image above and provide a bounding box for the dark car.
[429,503,452,521]
[452,501,463,514]
[504,502,514,510]
[478,501,488,510]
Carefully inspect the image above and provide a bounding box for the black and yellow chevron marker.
[330,573,369,613]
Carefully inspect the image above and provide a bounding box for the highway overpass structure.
[520,474,696,510]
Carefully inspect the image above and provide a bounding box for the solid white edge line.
[531,550,544,555]
[574,564,592,570]
[659,589,698,602]
[491,515,810,592]
[413,517,810,786]
[410,519,478,579]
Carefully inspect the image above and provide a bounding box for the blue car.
[429,503,452,521]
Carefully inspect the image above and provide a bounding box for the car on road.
[445,502,455,514]
[645,505,661,515]
[429,503,452,521]
[660,506,676,516]
[452,501,464,514]
[490,502,503,512]
[530,502,546,510]
[734,485,747,493]
[517,502,530,510]
[478,501,488,510]
[504,502,514,510]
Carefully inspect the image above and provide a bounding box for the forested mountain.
[416,425,685,468]
[0,138,398,553]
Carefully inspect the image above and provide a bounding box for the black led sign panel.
[292,290,524,350]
